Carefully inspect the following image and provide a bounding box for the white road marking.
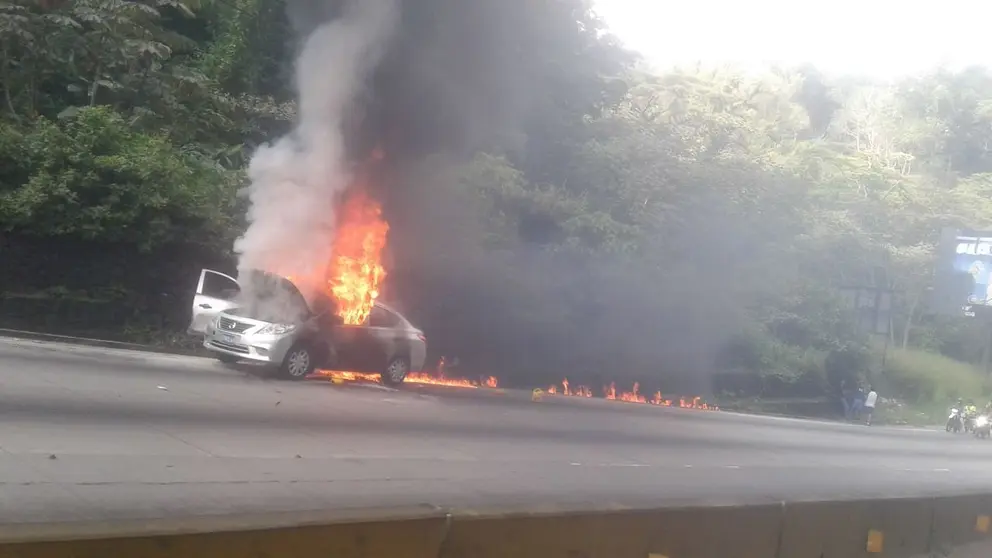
[723,465,741,469]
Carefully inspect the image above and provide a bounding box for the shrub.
[882,348,988,406]
[715,327,829,398]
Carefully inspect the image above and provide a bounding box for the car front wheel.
[280,344,316,380]
[381,357,409,387]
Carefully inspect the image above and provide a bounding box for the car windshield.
[228,270,310,324]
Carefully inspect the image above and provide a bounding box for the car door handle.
[199,303,212,309]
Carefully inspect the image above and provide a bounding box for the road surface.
[1,336,991,526]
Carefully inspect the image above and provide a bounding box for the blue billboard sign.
[931,228,984,316]
[952,234,992,306]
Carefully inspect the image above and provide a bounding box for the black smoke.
[282,0,784,394]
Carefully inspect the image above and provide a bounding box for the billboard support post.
[972,306,992,375]
[840,282,893,376]
[985,326,991,375]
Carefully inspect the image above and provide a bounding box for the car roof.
[373,300,401,316]
[372,300,415,327]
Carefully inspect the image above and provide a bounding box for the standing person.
[851,386,865,420]
[864,385,878,426]
[840,380,853,419]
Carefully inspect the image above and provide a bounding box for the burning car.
[187,268,427,383]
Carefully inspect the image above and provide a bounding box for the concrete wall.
[3,494,992,557]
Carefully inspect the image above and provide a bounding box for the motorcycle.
[965,413,977,433]
[975,415,991,439]
[947,408,963,433]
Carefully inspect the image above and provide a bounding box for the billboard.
[953,234,992,305]
[933,228,986,316]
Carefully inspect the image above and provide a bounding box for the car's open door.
[187,269,240,335]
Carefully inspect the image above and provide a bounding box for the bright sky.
[593,0,992,79]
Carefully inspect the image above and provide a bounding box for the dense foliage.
[3,0,992,406]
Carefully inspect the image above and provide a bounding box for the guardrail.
[1,495,991,558]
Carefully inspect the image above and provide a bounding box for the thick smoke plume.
[233,0,397,317]
[225,0,774,393]
[339,1,764,393]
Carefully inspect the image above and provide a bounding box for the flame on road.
[548,378,717,410]
[316,369,498,389]
[314,365,717,410]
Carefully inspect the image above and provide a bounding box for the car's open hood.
[227,269,312,324]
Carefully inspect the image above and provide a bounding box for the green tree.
[0,106,238,251]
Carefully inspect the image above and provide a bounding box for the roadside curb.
[714,405,939,430]
[0,328,203,358]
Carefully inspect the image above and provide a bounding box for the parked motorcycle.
[975,415,991,439]
[947,408,964,433]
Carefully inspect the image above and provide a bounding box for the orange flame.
[316,369,498,389]
[620,381,646,403]
[548,379,715,410]
[407,372,477,388]
[314,368,715,411]
[327,189,388,325]
[549,379,593,398]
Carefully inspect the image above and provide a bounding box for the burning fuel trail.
[233,0,398,313]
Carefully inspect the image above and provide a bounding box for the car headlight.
[977,416,988,427]
[258,323,297,335]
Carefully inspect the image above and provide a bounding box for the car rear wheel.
[280,344,315,380]
[381,357,409,387]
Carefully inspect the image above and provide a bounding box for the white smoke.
[233,0,398,317]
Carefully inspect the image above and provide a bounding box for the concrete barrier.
[931,494,992,555]
[440,510,658,558]
[779,498,933,557]
[437,504,783,558]
[1,495,991,558]
[0,515,449,558]
[641,505,783,558]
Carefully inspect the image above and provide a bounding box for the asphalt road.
[2,336,992,526]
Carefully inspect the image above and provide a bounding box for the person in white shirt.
[864,386,878,426]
